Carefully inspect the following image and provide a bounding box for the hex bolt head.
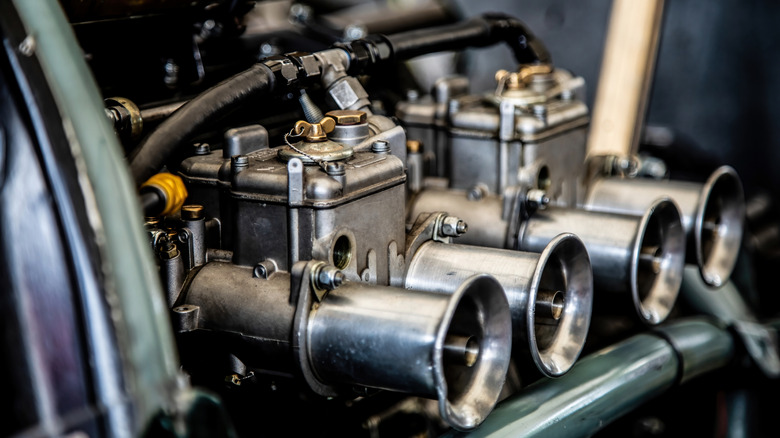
[325,110,367,125]
[315,265,345,290]
[181,204,204,221]
[440,216,468,237]
[525,189,550,210]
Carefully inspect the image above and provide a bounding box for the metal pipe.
[405,233,593,377]
[448,319,734,438]
[586,0,665,159]
[586,166,745,287]
[309,275,512,431]
[518,199,685,325]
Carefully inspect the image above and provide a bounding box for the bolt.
[532,104,547,119]
[163,59,179,87]
[18,35,35,57]
[371,140,390,154]
[343,24,367,41]
[325,162,345,176]
[193,143,210,155]
[325,110,367,125]
[406,140,421,154]
[526,189,550,209]
[315,265,345,290]
[406,89,420,102]
[467,186,485,201]
[448,99,460,114]
[233,155,249,172]
[440,216,468,237]
[559,89,574,101]
[158,239,179,259]
[181,204,204,221]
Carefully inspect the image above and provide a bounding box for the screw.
[315,265,345,290]
[532,104,547,119]
[181,204,204,221]
[193,143,210,155]
[526,189,550,209]
[18,35,35,57]
[440,216,468,237]
[371,140,390,154]
[325,162,345,176]
[467,186,485,201]
[233,155,249,172]
[344,24,367,41]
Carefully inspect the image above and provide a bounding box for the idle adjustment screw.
[526,189,550,209]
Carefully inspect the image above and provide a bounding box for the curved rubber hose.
[387,14,551,65]
[129,63,275,186]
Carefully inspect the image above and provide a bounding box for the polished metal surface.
[586,166,745,287]
[405,233,592,377]
[519,199,685,324]
[449,319,733,438]
[308,275,512,431]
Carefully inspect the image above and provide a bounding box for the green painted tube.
[11,0,181,432]
[449,319,733,438]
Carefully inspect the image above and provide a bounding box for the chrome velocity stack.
[518,199,685,325]
[308,275,512,431]
[405,233,593,377]
[586,166,745,287]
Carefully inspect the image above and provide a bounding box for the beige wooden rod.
[586,0,665,159]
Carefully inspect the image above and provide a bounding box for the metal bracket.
[290,260,340,397]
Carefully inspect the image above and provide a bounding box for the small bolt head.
[181,204,204,221]
[315,265,345,290]
[325,110,367,125]
[371,140,390,154]
[193,143,210,155]
[233,155,249,167]
[440,216,467,237]
[325,162,346,176]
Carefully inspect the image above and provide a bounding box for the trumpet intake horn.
[183,262,512,431]
[307,274,512,431]
[585,166,745,287]
[518,199,685,325]
[405,233,593,377]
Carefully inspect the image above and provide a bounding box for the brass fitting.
[141,173,188,217]
[495,64,554,90]
[293,117,336,142]
[406,140,422,154]
[105,96,143,139]
[325,110,367,125]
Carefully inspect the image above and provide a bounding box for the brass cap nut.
[325,110,367,125]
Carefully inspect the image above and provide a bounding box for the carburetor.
[146,93,594,428]
[402,63,691,326]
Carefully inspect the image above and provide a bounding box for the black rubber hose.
[385,13,551,65]
[129,63,275,186]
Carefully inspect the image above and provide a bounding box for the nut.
[440,216,468,237]
[325,110,367,125]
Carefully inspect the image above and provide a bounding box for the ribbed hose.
[129,63,275,186]
[386,14,551,65]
